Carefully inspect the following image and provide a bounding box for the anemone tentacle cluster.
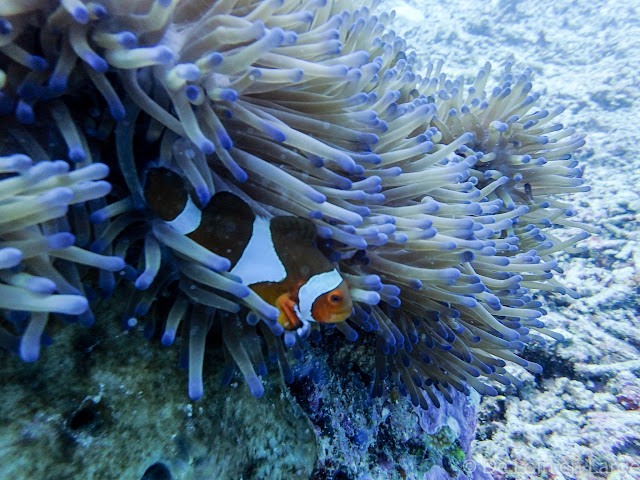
[0,0,592,405]
[0,146,124,362]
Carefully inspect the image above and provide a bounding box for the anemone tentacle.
[0,147,124,362]
[0,0,592,404]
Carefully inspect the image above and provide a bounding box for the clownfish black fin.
[270,215,318,244]
[144,167,188,221]
[202,191,255,222]
[192,191,255,265]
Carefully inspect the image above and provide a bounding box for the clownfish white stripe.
[166,194,202,235]
[231,216,287,286]
[296,269,343,323]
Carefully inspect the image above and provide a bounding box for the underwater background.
[1,0,639,479]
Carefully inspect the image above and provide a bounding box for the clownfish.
[143,167,353,330]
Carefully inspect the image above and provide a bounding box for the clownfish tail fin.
[143,167,188,221]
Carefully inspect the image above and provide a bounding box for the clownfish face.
[310,280,353,324]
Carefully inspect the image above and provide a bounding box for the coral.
[286,336,491,480]
[0,319,317,480]
[0,0,592,410]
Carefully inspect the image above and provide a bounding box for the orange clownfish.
[143,167,353,330]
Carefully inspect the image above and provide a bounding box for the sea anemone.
[0,147,124,362]
[0,0,592,406]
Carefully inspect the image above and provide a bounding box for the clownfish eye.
[329,292,342,304]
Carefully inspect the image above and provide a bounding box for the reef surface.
[386,0,640,478]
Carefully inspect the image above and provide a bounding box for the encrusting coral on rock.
[0,0,593,414]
